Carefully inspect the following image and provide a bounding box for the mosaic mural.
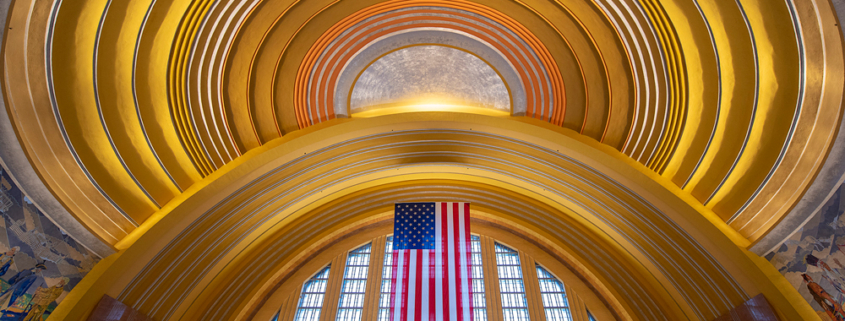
[767,184,845,321]
[0,166,99,320]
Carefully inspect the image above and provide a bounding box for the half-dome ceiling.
[1,0,843,320]
[349,45,511,115]
[1,0,841,258]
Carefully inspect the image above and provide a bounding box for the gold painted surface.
[44,113,817,321]
[732,0,845,242]
[508,1,592,131]
[220,0,264,152]
[188,184,651,321]
[616,0,669,165]
[682,0,757,214]
[2,0,131,245]
[706,0,801,216]
[639,0,686,173]
[186,0,243,162]
[110,114,752,320]
[548,0,632,149]
[169,0,219,175]
[95,0,181,203]
[133,0,205,189]
[658,0,719,187]
[2,0,843,316]
[269,0,348,134]
[51,0,159,220]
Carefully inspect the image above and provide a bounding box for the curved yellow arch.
[51,113,810,320]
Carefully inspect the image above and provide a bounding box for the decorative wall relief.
[767,184,845,321]
[0,166,99,320]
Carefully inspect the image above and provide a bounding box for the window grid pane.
[378,236,394,321]
[587,310,597,321]
[470,235,487,320]
[294,265,331,321]
[296,235,579,321]
[337,243,372,321]
[495,243,528,321]
[536,265,572,321]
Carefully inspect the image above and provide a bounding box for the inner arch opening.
[350,45,511,117]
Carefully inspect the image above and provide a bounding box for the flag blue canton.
[394,202,436,250]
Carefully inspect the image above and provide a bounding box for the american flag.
[389,202,473,321]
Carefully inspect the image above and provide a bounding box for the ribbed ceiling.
[1,0,842,255]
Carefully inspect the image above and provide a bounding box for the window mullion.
[521,253,545,321]
[336,243,372,321]
[363,236,386,321]
[283,291,297,320]
[321,254,347,321]
[482,236,503,321]
[565,284,587,321]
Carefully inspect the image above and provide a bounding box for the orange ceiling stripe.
[312,12,546,121]
[295,0,565,127]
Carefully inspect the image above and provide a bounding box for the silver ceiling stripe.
[181,0,222,171]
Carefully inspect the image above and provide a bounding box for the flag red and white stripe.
[389,202,473,321]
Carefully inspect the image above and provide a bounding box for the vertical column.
[520,253,545,321]
[364,236,387,321]
[281,293,298,320]
[481,235,503,321]
[321,253,348,321]
[563,287,588,321]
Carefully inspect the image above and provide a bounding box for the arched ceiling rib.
[0,0,843,288]
[44,114,809,321]
[106,115,754,320]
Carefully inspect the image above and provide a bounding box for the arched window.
[337,243,373,320]
[536,264,572,321]
[495,243,529,320]
[294,265,331,320]
[281,234,601,321]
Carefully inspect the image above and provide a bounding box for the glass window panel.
[294,265,331,321]
[378,236,394,319]
[503,308,531,321]
[470,235,487,320]
[297,235,586,321]
[495,243,528,320]
[378,308,390,321]
[473,309,488,321]
[536,265,572,321]
[587,310,597,321]
[336,243,372,321]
